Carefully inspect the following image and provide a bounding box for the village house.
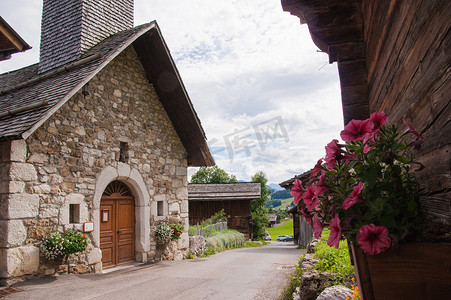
[188,183,260,239]
[0,0,214,286]
[282,0,450,298]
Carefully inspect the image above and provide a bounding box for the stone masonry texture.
[0,46,189,285]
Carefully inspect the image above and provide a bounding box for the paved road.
[6,242,303,300]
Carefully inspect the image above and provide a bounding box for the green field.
[266,219,293,241]
[272,197,294,209]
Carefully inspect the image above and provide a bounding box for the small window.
[119,142,129,162]
[69,204,80,223]
[157,201,164,216]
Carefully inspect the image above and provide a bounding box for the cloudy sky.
[1,0,344,185]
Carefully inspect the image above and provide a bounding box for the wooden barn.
[281,170,313,247]
[281,0,450,299]
[188,183,261,239]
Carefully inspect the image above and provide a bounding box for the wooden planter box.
[351,243,451,300]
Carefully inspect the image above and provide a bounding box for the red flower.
[343,182,364,210]
[324,139,343,169]
[369,112,388,131]
[340,119,374,142]
[356,224,391,255]
[315,171,328,199]
[310,159,323,178]
[362,131,379,154]
[313,216,324,239]
[303,185,317,212]
[291,179,303,205]
[327,214,342,249]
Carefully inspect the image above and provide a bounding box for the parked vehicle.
[264,231,272,241]
[280,235,294,242]
[276,235,288,241]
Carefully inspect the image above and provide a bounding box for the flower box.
[350,242,451,300]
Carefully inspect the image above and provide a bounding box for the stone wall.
[0,46,189,285]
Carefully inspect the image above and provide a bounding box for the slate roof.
[0,21,214,166]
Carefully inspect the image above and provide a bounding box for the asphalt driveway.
[5,241,303,300]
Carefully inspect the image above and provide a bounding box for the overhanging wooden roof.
[0,16,31,61]
[279,169,312,190]
[281,0,369,124]
[188,183,261,201]
[0,21,214,166]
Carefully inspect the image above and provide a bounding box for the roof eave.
[132,23,214,167]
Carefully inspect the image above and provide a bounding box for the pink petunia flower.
[313,216,324,239]
[324,139,343,169]
[369,112,388,131]
[356,224,392,255]
[314,171,328,200]
[362,131,379,153]
[303,185,317,212]
[291,179,304,205]
[300,209,314,227]
[343,182,364,210]
[327,214,342,249]
[402,118,423,140]
[340,119,374,142]
[310,158,323,178]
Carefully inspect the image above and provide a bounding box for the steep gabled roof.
[0,21,214,166]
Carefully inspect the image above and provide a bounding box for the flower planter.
[350,243,451,300]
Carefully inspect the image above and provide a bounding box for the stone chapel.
[0,0,214,286]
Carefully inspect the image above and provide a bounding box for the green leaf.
[396,155,409,164]
[365,165,380,188]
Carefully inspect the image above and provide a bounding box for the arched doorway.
[100,181,135,269]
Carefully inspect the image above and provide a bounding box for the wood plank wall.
[189,200,251,225]
[360,0,451,241]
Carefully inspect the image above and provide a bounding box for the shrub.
[41,231,65,260]
[63,230,88,255]
[314,228,355,287]
[188,226,197,236]
[205,230,245,251]
[155,223,173,244]
[168,222,184,241]
[40,230,88,260]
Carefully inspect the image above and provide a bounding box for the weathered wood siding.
[189,199,252,238]
[298,216,314,247]
[360,0,451,240]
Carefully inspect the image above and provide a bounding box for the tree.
[190,166,238,184]
[251,171,270,240]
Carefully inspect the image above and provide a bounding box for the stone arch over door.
[92,163,150,268]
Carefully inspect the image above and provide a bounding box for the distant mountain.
[268,183,284,191]
[271,189,292,200]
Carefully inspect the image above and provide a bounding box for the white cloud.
[2,0,344,185]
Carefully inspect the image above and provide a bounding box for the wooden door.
[100,181,135,269]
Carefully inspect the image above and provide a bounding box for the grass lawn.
[266,219,293,241]
[272,197,295,210]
